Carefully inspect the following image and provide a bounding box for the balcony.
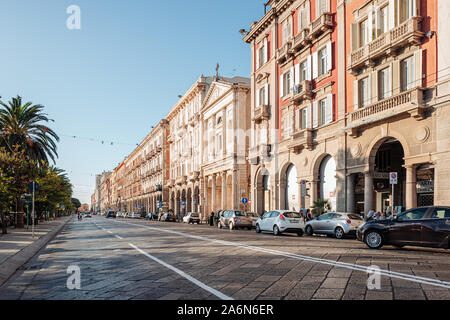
[188,171,200,182]
[252,104,270,124]
[347,87,425,135]
[249,144,271,165]
[276,41,293,65]
[348,17,424,74]
[288,129,313,153]
[292,28,311,52]
[167,179,175,187]
[176,175,187,186]
[309,12,333,40]
[292,80,313,103]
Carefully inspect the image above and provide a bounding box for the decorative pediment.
[203,82,232,109]
[256,72,270,84]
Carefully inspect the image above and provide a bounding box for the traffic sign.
[301,180,307,197]
[27,182,39,192]
[181,201,185,207]
[242,198,248,205]
[390,172,398,185]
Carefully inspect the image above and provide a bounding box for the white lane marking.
[115,235,123,239]
[106,230,113,234]
[114,220,450,289]
[129,243,233,300]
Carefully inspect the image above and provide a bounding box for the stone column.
[211,174,216,213]
[309,180,318,208]
[232,169,238,210]
[405,165,417,210]
[346,173,356,213]
[364,171,374,217]
[222,171,227,210]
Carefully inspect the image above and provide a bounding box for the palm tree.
[311,199,331,218]
[0,96,59,164]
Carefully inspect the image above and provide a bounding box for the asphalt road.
[0,215,449,300]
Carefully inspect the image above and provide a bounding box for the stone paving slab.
[0,216,72,287]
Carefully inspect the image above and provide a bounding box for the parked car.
[145,212,154,220]
[305,213,364,239]
[255,210,305,236]
[129,212,141,219]
[84,212,92,218]
[245,212,260,228]
[106,211,116,219]
[183,212,201,224]
[218,210,253,230]
[164,212,177,222]
[357,206,450,249]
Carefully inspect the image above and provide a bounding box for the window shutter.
[353,80,359,109]
[295,108,300,131]
[326,42,332,72]
[389,0,395,30]
[387,65,392,97]
[256,45,260,69]
[374,6,380,36]
[306,104,311,128]
[351,23,358,51]
[294,63,300,86]
[414,49,422,88]
[368,8,373,42]
[256,88,260,107]
[306,55,312,80]
[312,51,318,79]
[290,67,294,91]
[325,94,333,124]
[280,74,284,97]
[367,73,372,106]
[313,100,318,128]
[263,38,268,64]
[264,83,269,105]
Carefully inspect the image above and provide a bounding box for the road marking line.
[114,220,450,289]
[115,235,123,239]
[128,243,233,300]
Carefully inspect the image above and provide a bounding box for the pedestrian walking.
[306,209,313,221]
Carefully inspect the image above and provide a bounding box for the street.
[0,215,449,300]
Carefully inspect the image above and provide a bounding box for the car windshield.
[235,211,246,216]
[191,213,199,217]
[347,214,363,220]
[282,212,300,218]
[246,212,259,217]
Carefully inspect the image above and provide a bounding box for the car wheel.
[365,230,383,249]
[335,227,344,239]
[297,230,303,237]
[247,226,252,230]
[305,225,313,236]
[273,225,280,236]
[256,224,261,233]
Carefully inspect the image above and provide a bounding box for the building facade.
[244,0,449,216]
[200,77,251,219]
[166,76,214,218]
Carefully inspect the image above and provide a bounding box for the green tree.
[311,199,331,217]
[0,96,60,164]
[0,146,40,228]
[71,198,81,210]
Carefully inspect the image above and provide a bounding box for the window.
[298,1,310,32]
[401,56,415,91]
[430,208,450,219]
[318,47,327,76]
[301,108,307,129]
[319,99,327,126]
[257,39,268,68]
[379,6,388,36]
[258,86,267,106]
[283,72,291,96]
[300,60,308,82]
[399,0,416,24]
[378,67,391,100]
[359,19,368,47]
[316,0,329,18]
[398,208,428,221]
[358,76,369,108]
[282,16,293,45]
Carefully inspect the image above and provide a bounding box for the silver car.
[305,213,364,239]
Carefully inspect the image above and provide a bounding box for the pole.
[392,183,395,216]
[32,182,35,239]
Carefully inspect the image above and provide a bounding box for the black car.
[106,211,116,218]
[357,206,450,249]
[164,213,177,222]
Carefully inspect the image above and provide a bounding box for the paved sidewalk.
[0,215,73,287]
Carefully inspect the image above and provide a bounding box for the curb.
[0,215,73,288]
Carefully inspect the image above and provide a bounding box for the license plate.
[289,219,299,223]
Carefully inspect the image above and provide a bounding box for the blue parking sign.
[242,198,248,204]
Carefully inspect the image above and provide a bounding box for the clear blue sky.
[0,0,266,204]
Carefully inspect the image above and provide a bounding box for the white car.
[182,212,201,224]
[129,212,140,219]
[255,210,305,236]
